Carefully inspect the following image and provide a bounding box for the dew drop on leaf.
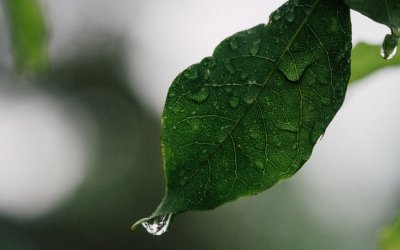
[188,88,209,103]
[270,10,281,21]
[380,33,398,60]
[243,91,258,105]
[254,160,265,170]
[278,123,298,132]
[142,214,173,236]
[201,56,216,68]
[229,39,239,51]
[249,39,261,56]
[203,69,211,81]
[184,66,199,79]
[285,10,296,22]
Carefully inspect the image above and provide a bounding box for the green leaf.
[133,0,351,234]
[3,0,49,73]
[344,0,400,36]
[380,214,400,250]
[350,42,400,83]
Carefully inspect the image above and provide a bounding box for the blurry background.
[0,0,399,249]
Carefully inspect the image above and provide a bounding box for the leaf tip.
[130,217,148,232]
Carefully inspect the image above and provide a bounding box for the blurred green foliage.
[350,42,400,83]
[3,0,48,73]
[380,215,400,250]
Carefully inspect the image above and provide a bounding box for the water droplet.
[201,57,216,68]
[344,41,352,52]
[229,97,240,108]
[184,66,199,79]
[381,33,398,60]
[229,39,239,51]
[243,91,258,105]
[285,10,295,22]
[270,10,281,21]
[249,39,261,56]
[142,214,173,236]
[292,143,298,150]
[203,69,211,81]
[188,88,209,103]
[224,59,236,74]
[279,123,298,132]
[254,160,265,169]
[278,58,301,82]
[217,134,225,143]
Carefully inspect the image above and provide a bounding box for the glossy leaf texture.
[344,0,400,37]
[3,0,49,73]
[350,42,400,84]
[133,0,351,233]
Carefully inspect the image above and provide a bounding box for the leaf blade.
[4,0,49,73]
[133,0,352,233]
[344,0,400,35]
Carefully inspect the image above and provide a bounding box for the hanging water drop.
[188,88,209,103]
[142,214,173,236]
[380,33,398,60]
